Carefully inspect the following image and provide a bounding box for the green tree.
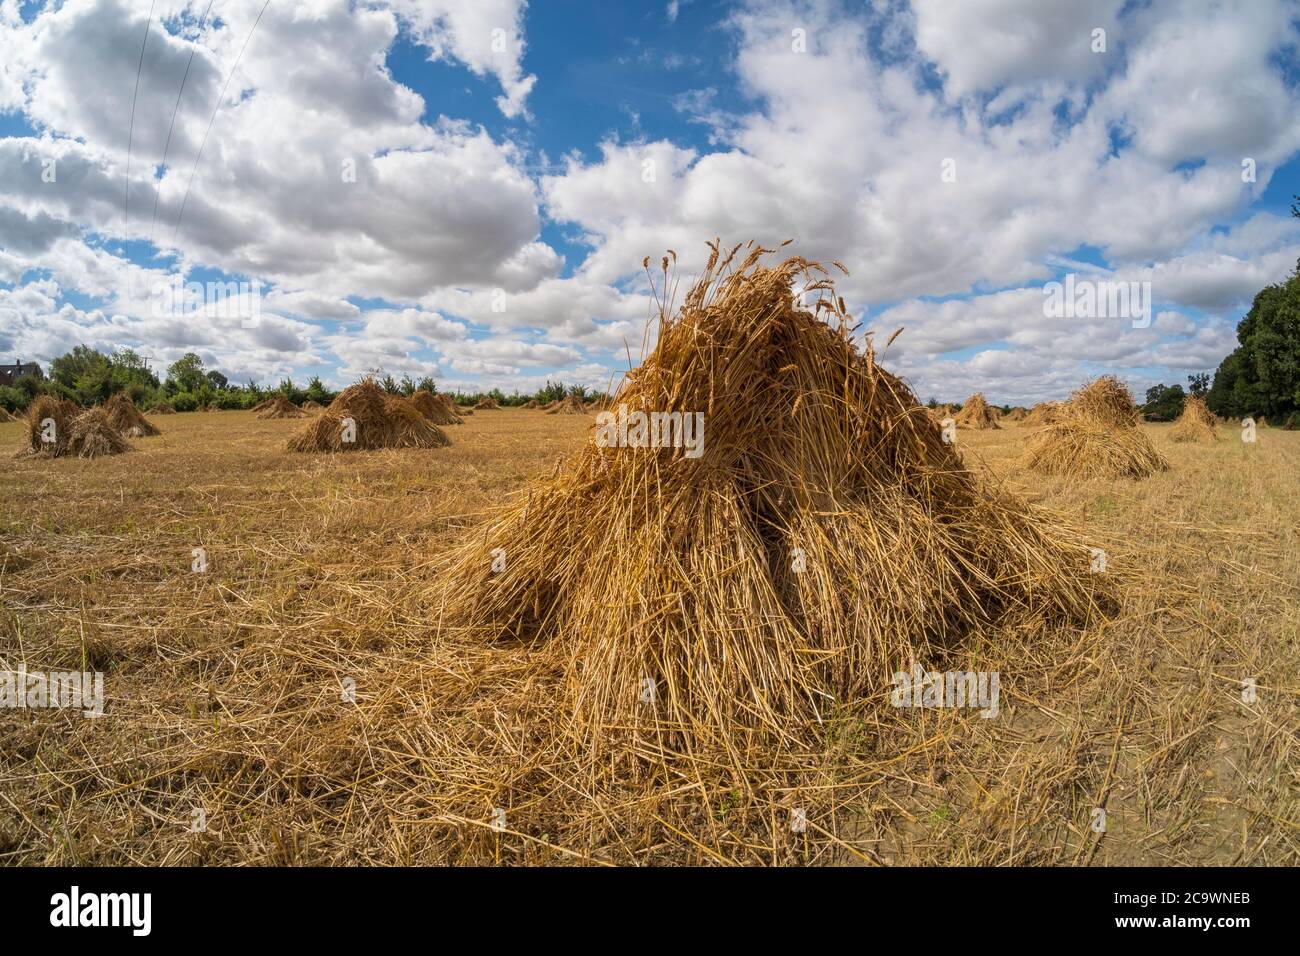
[170,391,199,412]
[0,385,26,413]
[1186,372,1210,399]
[166,353,207,393]
[536,380,567,403]
[48,345,114,404]
[1143,383,1185,421]
[50,345,106,391]
[304,375,333,405]
[1205,268,1300,419]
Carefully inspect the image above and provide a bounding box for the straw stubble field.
[0,408,1296,865]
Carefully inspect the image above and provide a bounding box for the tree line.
[0,347,607,414]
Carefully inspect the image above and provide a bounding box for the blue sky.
[2,0,1299,404]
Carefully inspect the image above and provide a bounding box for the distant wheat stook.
[1022,376,1170,479]
[288,379,450,452]
[1170,394,1221,443]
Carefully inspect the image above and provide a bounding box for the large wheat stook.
[436,241,1111,769]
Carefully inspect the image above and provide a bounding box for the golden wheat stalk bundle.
[66,407,133,457]
[1023,377,1168,478]
[1069,375,1139,428]
[1021,401,1062,426]
[435,241,1110,770]
[149,401,177,415]
[15,395,76,457]
[257,394,306,419]
[545,393,589,415]
[103,393,161,437]
[1004,407,1028,422]
[287,380,450,452]
[411,389,463,425]
[1023,415,1169,478]
[431,393,470,417]
[302,399,323,411]
[523,399,541,409]
[954,393,1000,429]
[474,396,502,410]
[1169,395,1220,443]
[16,397,132,458]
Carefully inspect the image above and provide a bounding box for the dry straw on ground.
[103,393,161,437]
[426,241,1114,858]
[1023,376,1169,479]
[257,395,307,420]
[955,393,1000,430]
[1170,395,1221,443]
[411,389,463,425]
[1004,407,1027,422]
[474,397,502,410]
[150,401,177,415]
[523,399,541,409]
[287,379,450,452]
[303,399,323,411]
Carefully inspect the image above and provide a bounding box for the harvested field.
[5,254,1294,868]
[2,401,1295,866]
